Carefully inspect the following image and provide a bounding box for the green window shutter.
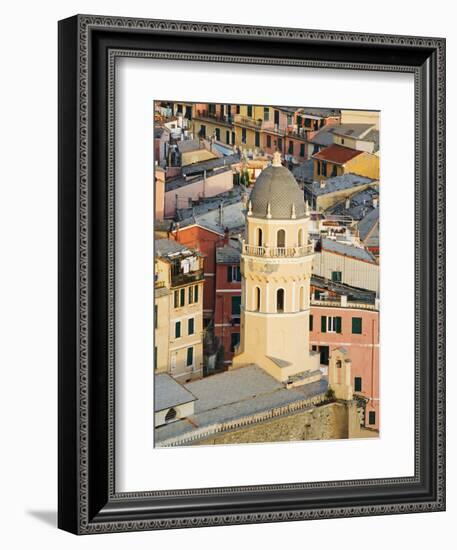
[186,346,193,366]
[232,296,241,315]
[227,266,232,282]
[194,285,199,303]
[174,290,179,308]
[188,286,193,304]
[354,377,362,392]
[309,315,313,331]
[368,411,376,425]
[154,305,158,329]
[236,266,241,281]
[188,318,194,335]
[335,316,342,333]
[175,322,181,338]
[352,317,362,334]
[321,315,327,333]
[180,288,185,307]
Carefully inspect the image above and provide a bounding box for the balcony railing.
[171,269,204,287]
[233,114,263,129]
[310,297,378,311]
[242,243,313,258]
[195,110,233,125]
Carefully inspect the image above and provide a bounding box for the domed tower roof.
[248,152,307,220]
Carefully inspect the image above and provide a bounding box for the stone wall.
[194,402,350,445]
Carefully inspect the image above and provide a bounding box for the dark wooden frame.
[58,14,446,534]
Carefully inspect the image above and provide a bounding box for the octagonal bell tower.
[232,152,321,385]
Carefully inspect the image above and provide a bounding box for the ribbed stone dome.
[249,163,306,220]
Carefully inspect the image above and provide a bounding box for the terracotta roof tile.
[312,144,363,165]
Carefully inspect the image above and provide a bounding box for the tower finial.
[291,203,296,219]
[266,202,272,219]
[272,151,282,167]
[247,200,252,216]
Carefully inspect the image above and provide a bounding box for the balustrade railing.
[242,243,313,258]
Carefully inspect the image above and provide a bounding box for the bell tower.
[232,153,321,385]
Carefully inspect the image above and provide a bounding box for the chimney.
[319,180,326,189]
[219,202,224,227]
[223,227,229,244]
[345,197,351,209]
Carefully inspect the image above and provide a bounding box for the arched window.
[256,227,263,247]
[254,286,261,311]
[298,228,303,246]
[277,229,286,248]
[300,286,305,310]
[276,288,285,312]
[165,408,177,422]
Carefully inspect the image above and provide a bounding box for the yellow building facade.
[232,153,321,384]
[155,239,204,382]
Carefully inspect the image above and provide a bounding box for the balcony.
[233,114,263,129]
[242,243,313,258]
[194,110,233,125]
[170,269,204,287]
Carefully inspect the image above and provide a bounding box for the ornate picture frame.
[58,14,445,534]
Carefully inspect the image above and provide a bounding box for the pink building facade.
[309,301,380,430]
[164,169,233,218]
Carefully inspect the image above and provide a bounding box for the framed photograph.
[58,14,446,534]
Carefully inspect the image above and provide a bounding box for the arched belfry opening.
[277,229,286,248]
[276,288,285,312]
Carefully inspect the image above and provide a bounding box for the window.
[226,130,230,144]
[174,290,179,308]
[266,135,271,148]
[288,141,294,154]
[231,332,240,352]
[188,318,195,335]
[277,229,286,248]
[352,317,363,334]
[336,360,342,369]
[317,161,321,176]
[263,107,269,121]
[320,315,342,333]
[278,137,283,150]
[154,346,157,369]
[199,124,206,138]
[309,314,313,331]
[188,286,193,304]
[276,289,285,313]
[186,347,194,367]
[241,127,247,144]
[341,138,345,145]
[185,105,192,120]
[154,304,158,329]
[227,265,241,282]
[215,127,220,141]
[274,110,279,125]
[231,295,241,316]
[231,131,236,145]
[254,287,261,311]
[300,143,305,157]
[180,288,185,307]
[331,271,342,283]
[331,164,338,177]
[255,131,260,147]
[247,105,253,117]
[165,408,177,422]
[194,285,199,303]
[300,286,305,310]
[256,227,263,247]
[298,228,303,246]
[368,411,376,425]
[354,377,362,392]
[177,104,182,114]
[236,105,240,114]
[322,162,327,176]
